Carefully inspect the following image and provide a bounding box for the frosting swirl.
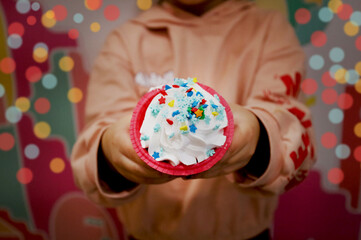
[140,78,228,166]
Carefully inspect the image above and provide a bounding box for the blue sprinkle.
[153,123,161,133]
[192,100,199,107]
[172,110,180,117]
[202,104,208,108]
[213,124,220,130]
[165,85,172,90]
[141,135,149,141]
[169,132,175,138]
[196,92,203,97]
[152,151,160,159]
[206,149,215,157]
[181,82,188,87]
[187,91,193,97]
[189,124,197,133]
[211,104,218,109]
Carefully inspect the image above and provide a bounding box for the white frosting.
[140,78,228,166]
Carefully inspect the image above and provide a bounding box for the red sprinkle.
[186,88,193,93]
[172,85,180,88]
[166,119,174,125]
[201,99,207,105]
[160,89,168,96]
[191,107,198,113]
[158,96,166,104]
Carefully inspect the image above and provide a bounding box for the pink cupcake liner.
[130,83,234,176]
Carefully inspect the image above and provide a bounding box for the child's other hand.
[185,104,260,179]
[101,113,177,184]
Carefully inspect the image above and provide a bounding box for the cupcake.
[130,78,234,176]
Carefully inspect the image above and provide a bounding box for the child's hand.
[101,113,177,185]
[186,104,260,179]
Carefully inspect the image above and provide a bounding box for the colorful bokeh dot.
[0,57,16,74]
[0,84,4,98]
[354,146,361,162]
[334,68,347,84]
[0,132,15,151]
[321,132,337,149]
[42,10,57,28]
[85,0,102,11]
[337,3,353,20]
[25,66,42,82]
[328,168,344,184]
[15,97,31,112]
[34,97,51,114]
[42,73,58,89]
[31,2,40,11]
[311,31,327,47]
[354,122,361,138]
[7,34,23,49]
[295,8,311,24]
[309,54,324,70]
[34,121,51,139]
[73,13,84,23]
[345,69,359,85]
[301,78,317,95]
[53,5,68,21]
[355,61,361,75]
[24,144,39,159]
[329,47,345,63]
[137,0,152,11]
[68,29,79,40]
[322,71,336,87]
[33,46,48,63]
[319,7,334,23]
[5,106,22,124]
[344,21,359,37]
[104,5,120,21]
[328,0,343,13]
[328,108,344,124]
[8,22,25,37]
[90,22,101,32]
[50,158,66,174]
[27,16,37,26]
[355,36,361,51]
[16,168,33,184]
[355,80,361,94]
[321,88,338,104]
[59,56,74,72]
[68,88,83,103]
[350,11,361,26]
[16,0,31,14]
[337,93,353,110]
[335,144,351,159]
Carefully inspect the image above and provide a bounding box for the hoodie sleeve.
[228,11,317,194]
[70,28,145,206]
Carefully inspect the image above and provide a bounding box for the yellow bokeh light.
[328,0,343,13]
[137,0,152,11]
[33,47,48,63]
[355,122,361,138]
[355,61,361,75]
[334,68,347,84]
[34,121,51,139]
[15,97,30,112]
[68,88,83,103]
[90,22,101,32]
[355,80,361,94]
[41,10,56,28]
[50,158,65,173]
[344,21,359,37]
[59,56,74,72]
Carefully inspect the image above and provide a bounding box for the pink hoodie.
[71,0,316,239]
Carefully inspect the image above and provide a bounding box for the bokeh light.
[7,34,22,49]
[354,122,361,138]
[309,54,324,70]
[68,88,83,103]
[42,10,57,28]
[295,8,311,24]
[34,121,51,139]
[5,106,22,124]
[73,13,84,23]
[321,132,337,149]
[137,0,152,11]
[59,56,74,72]
[42,73,58,89]
[328,167,344,184]
[16,0,31,14]
[15,97,31,112]
[53,5,67,21]
[34,97,51,114]
[311,31,327,47]
[85,0,102,11]
[104,5,120,21]
[0,133,15,151]
[90,22,101,32]
[335,144,351,159]
[8,22,25,37]
[344,21,359,36]
[328,108,344,124]
[0,57,16,74]
[24,144,40,159]
[50,158,66,174]
[25,66,42,83]
[16,168,33,184]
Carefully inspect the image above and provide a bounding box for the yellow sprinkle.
[212,111,219,116]
[193,77,198,83]
[195,109,203,118]
[180,125,188,131]
[168,100,174,107]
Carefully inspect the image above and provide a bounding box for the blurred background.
[0,0,360,239]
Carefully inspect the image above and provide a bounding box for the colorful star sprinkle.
[189,124,197,133]
[152,151,160,159]
[158,96,166,104]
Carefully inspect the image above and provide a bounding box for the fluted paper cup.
[130,83,234,176]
